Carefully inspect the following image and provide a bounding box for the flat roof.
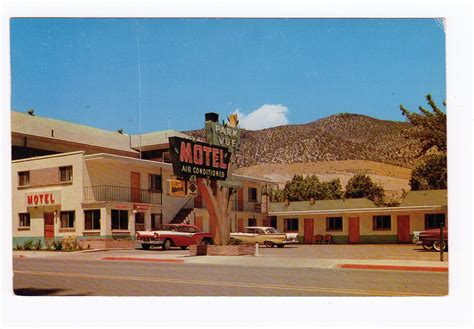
[12,111,137,153]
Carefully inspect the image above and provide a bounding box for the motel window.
[326,217,343,231]
[149,174,162,192]
[248,218,257,227]
[151,213,162,230]
[60,211,75,228]
[112,210,129,230]
[373,215,391,230]
[18,171,30,186]
[248,188,258,202]
[19,213,31,227]
[269,216,278,229]
[425,213,446,229]
[284,218,299,232]
[84,209,101,230]
[59,166,73,182]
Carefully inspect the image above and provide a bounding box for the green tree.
[409,154,447,190]
[282,175,344,201]
[344,173,385,203]
[283,175,306,201]
[400,94,446,154]
[320,178,344,200]
[400,94,447,190]
[268,186,285,202]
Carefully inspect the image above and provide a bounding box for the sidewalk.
[180,255,448,272]
[13,247,449,272]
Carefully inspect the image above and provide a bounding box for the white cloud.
[233,104,289,130]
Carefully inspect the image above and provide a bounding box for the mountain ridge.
[185,113,421,169]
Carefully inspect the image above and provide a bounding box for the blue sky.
[10,18,446,133]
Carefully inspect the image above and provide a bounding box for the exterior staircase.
[170,208,193,224]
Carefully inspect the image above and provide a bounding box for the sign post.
[439,223,444,262]
[170,113,242,245]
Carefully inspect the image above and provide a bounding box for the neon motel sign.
[169,137,231,180]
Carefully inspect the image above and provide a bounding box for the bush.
[23,240,34,250]
[52,239,63,251]
[34,239,43,250]
[15,243,24,250]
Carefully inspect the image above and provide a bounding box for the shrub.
[23,240,34,250]
[52,239,63,251]
[34,239,43,250]
[15,243,24,250]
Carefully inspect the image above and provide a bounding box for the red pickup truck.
[135,224,214,250]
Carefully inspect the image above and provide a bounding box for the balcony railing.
[83,185,162,205]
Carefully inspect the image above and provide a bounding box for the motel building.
[11,111,273,248]
[11,111,447,248]
[268,190,447,244]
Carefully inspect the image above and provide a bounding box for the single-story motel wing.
[11,111,447,247]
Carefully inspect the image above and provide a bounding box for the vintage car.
[230,226,299,248]
[418,227,448,251]
[135,224,214,250]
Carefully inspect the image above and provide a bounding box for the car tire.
[264,241,275,248]
[277,244,285,248]
[142,244,151,250]
[433,240,447,252]
[422,241,434,250]
[162,239,172,250]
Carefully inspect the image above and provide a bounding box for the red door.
[348,217,360,243]
[131,172,141,203]
[397,215,411,243]
[237,189,244,211]
[44,212,55,239]
[262,217,268,227]
[304,218,314,244]
[238,218,244,232]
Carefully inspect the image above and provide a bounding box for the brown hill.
[186,113,421,169]
[234,160,412,199]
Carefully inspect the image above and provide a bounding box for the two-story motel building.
[11,111,273,248]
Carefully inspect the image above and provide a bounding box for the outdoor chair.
[323,234,332,244]
[314,234,323,244]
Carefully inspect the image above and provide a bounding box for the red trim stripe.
[338,264,448,272]
[102,257,183,263]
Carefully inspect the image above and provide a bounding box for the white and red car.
[135,224,214,250]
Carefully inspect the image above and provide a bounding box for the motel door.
[304,218,314,244]
[44,212,55,239]
[131,172,141,203]
[135,212,145,232]
[397,215,411,243]
[348,217,360,244]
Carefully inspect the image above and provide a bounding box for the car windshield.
[265,228,278,234]
[159,225,177,231]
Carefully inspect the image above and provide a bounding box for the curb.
[338,263,448,272]
[102,257,184,263]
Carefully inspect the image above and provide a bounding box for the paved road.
[13,257,448,296]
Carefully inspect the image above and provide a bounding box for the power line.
[136,19,143,159]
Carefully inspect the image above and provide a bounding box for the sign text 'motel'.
[169,137,231,180]
[26,191,61,207]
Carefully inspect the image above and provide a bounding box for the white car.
[230,226,299,248]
